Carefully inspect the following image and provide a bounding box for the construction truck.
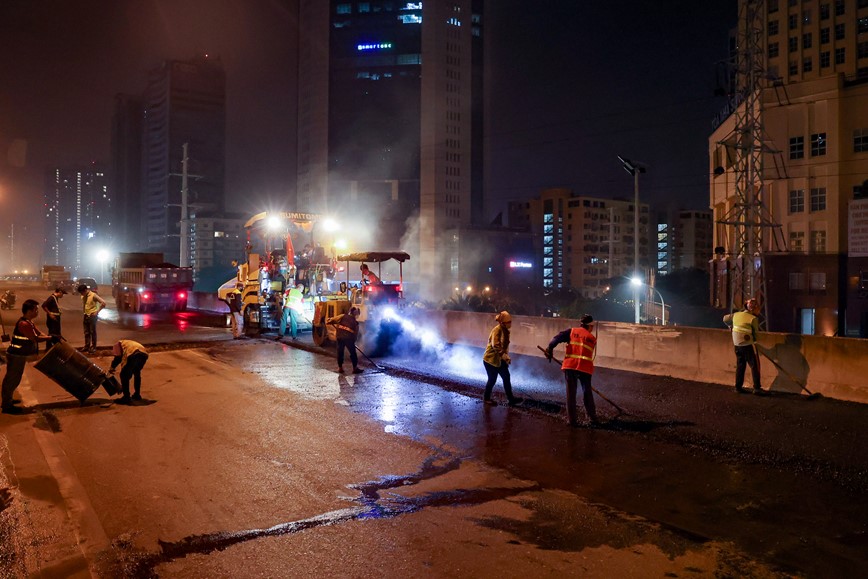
[42,265,72,290]
[311,251,409,353]
[217,211,336,336]
[112,253,194,312]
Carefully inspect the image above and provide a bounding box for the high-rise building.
[110,93,143,252]
[524,188,650,299]
[297,1,486,299]
[656,209,714,275]
[141,56,226,267]
[709,0,868,336]
[43,164,112,275]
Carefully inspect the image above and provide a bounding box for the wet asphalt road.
[273,343,868,578]
[1,284,866,577]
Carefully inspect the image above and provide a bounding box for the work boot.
[352,367,363,374]
[735,387,747,394]
[483,399,496,406]
[753,388,769,396]
[132,393,142,401]
[507,397,523,407]
[116,396,131,405]
[338,366,345,374]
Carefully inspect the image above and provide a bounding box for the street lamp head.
[617,155,647,176]
[96,249,110,263]
[630,276,643,287]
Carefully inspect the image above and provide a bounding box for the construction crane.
[712,0,784,330]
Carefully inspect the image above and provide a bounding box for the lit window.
[789,231,805,252]
[336,3,351,14]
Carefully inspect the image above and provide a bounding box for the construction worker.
[2,300,52,414]
[723,299,767,395]
[108,339,149,404]
[327,307,362,374]
[225,285,244,339]
[78,283,106,354]
[545,314,600,427]
[360,263,381,285]
[279,284,305,340]
[482,311,521,406]
[41,286,67,350]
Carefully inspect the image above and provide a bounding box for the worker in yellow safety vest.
[545,314,599,427]
[723,299,767,395]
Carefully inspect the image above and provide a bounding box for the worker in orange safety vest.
[545,314,599,427]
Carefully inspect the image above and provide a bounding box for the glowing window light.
[357,42,393,51]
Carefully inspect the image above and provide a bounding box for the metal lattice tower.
[716,0,782,329]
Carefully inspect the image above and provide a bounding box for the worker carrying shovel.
[544,314,600,428]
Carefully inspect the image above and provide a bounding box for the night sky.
[0,0,735,270]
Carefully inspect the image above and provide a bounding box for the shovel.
[757,348,820,400]
[537,345,627,415]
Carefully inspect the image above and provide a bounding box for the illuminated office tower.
[298,1,486,299]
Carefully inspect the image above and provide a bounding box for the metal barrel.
[34,341,106,402]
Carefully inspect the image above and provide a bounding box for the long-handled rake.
[757,348,821,400]
[537,345,628,415]
[355,344,385,372]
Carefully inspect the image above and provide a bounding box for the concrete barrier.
[423,310,868,405]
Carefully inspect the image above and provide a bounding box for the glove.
[544,347,553,362]
[107,368,115,376]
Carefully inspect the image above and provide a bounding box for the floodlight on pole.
[631,277,666,326]
[618,156,647,324]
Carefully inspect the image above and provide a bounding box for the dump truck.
[112,253,193,312]
[42,265,72,290]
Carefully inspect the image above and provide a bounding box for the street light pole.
[618,156,646,324]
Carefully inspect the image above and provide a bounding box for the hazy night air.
[0,0,734,267]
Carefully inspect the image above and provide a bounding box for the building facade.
[659,209,714,272]
[141,56,226,267]
[709,0,868,336]
[43,164,112,276]
[188,212,247,288]
[297,1,486,300]
[110,93,143,252]
[524,188,650,299]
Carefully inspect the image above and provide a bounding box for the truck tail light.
[142,293,151,300]
[177,292,186,299]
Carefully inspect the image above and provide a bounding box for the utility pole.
[180,142,190,268]
[169,143,204,268]
[618,155,646,324]
[9,224,13,271]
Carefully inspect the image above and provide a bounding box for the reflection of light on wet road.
[377,379,401,427]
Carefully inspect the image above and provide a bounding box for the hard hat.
[495,311,512,324]
[580,314,594,326]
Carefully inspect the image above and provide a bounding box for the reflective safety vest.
[730,310,758,346]
[8,317,38,357]
[561,327,596,374]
